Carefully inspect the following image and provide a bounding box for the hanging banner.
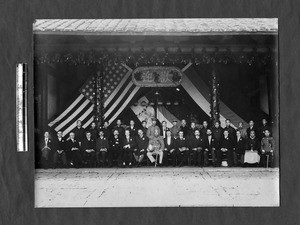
[132,66,182,87]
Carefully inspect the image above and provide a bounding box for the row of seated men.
[39,118,275,169]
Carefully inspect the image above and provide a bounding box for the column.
[210,65,220,125]
[93,63,105,127]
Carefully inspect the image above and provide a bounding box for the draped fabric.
[181,64,247,128]
[48,62,246,137]
[48,63,134,137]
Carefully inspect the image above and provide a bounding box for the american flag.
[48,62,140,137]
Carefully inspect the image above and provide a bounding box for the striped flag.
[48,63,139,137]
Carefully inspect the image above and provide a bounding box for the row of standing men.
[39,118,275,168]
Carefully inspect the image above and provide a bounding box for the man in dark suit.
[233,130,246,166]
[134,129,149,167]
[88,121,98,140]
[259,118,271,140]
[245,130,261,166]
[203,129,218,167]
[114,119,125,139]
[141,120,148,137]
[179,119,189,138]
[223,119,236,141]
[219,130,234,167]
[246,130,261,153]
[109,129,123,167]
[212,120,223,147]
[39,131,53,169]
[176,130,189,167]
[66,132,82,168]
[164,129,177,166]
[122,129,135,167]
[170,119,180,139]
[72,120,86,146]
[187,121,197,141]
[102,121,112,141]
[200,121,209,139]
[189,129,204,167]
[161,120,168,139]
[246,120,259,139]
[81,131,96,167]
[53,131,67,168]
[96,130,109,167]
[128,120,138,138]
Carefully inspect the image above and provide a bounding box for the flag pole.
[210,66,220,125]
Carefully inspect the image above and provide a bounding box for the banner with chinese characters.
[132,66,182,87]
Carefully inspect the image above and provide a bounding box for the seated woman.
[244,130,261,166]
[260,129,275,167]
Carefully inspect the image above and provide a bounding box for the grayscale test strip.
[16,63,28,152]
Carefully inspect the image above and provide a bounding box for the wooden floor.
[35,167,279,207]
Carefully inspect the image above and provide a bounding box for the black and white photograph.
[33,18,279,207]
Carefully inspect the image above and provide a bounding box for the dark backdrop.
[0,0,299,225]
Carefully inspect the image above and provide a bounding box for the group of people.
[38,117,275,169]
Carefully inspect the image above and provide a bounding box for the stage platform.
[35,167,279,207]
